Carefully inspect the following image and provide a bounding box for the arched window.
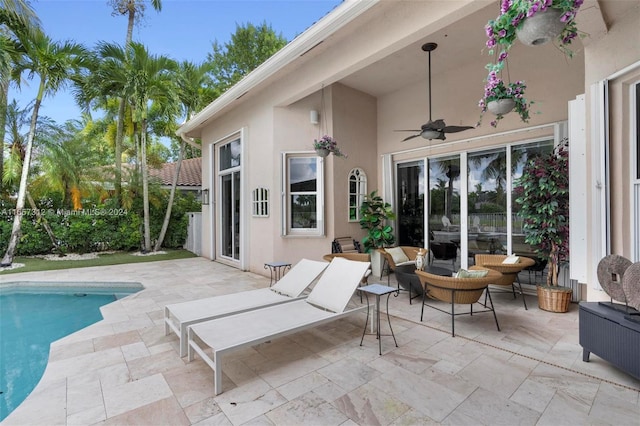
[348,168,367,222]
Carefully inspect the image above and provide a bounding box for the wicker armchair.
[378,246,423,285]
[415,267,502,336]
[474,254,535,310]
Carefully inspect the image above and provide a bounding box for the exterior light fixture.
[310,110,319,125]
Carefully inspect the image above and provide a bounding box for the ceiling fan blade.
[402,133,421,141]
[426,119,446,130]
[442,125,475,133]
[394,129,422,132]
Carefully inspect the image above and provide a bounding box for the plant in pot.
[485,0,583,63]
[313,135,347,158]
[359,190,396,277]
[514,138,570,312]
[478,69,532,128]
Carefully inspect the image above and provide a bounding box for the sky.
[10,0,343,125]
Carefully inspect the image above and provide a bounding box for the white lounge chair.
[164,258,328,357]
[187,257,370,395]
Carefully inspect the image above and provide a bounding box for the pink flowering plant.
[478,71,532,127]
[313,135,347,157]
[485,0,584,73]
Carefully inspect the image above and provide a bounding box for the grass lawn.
[0,249,198,275]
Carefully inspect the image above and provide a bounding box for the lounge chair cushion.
[306,257,370,313]
[385,247,410,265]
[456,268,489,278]
[270,259,328,297]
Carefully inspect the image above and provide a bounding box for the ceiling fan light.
[421,129,441,140]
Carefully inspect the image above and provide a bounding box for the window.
[252,187,269,217]
[282,153,324,235]
[348,168,367,221]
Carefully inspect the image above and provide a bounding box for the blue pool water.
[0,283,142,421]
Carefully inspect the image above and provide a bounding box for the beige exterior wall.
[184,1,640,291]
[582,4,640,300]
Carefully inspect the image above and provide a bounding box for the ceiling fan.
[397,42,474,141]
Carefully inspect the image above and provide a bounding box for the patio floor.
[2,257,639,425]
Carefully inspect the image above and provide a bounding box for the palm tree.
[0,1,39,194]
[124,42,177,252]
[1,28,88,266]
[154,60,213,251]
[108,0,162,205]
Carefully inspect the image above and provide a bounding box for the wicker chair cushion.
[386,247,410,265]
[456,268,489,278]
[502,254,520,264]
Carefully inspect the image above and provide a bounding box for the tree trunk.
[26,191,61,254]
[1,82,43,266]
[154,137,185,251]
[140,120,151,252]
[0,80,8,195]
[546,242,559,286]
[114,98,125,206]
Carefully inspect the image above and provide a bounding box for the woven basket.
[537,285,572,313]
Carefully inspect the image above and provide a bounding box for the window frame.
[281,152,324,236]
[348,168,367,222]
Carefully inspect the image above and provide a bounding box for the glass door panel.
[511,140,553,274]
[397,161,424,247]
[428,156,460,269]
[218,138,241,262]
[468,148,507,262]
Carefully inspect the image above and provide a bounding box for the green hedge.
[0,192,200,256]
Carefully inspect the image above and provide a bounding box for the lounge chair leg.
[214,353,222,395]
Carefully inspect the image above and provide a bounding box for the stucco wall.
[582,4,640,301]
[331,83,377,242]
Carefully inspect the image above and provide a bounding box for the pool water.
[0,288,138,421]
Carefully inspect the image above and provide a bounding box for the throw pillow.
[456,268,489,278]
[502,254,520,264]
[385,247,410,265]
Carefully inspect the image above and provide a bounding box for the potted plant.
[313,135,347,158]
[359,190,396,277]
[478,70,532,128]
[514,138,571,312]
[485,0,583,65]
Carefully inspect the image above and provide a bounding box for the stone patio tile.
[183,397,224,425]
[93,329,141,351]
[443,386,540,425]
[102,396,190,425]
[127,345,186,380]
[265,391,348,425]
[102,373,174,418]
[163,361,217,408]
[333,382,411,425]
[275,371,330,401]
[214,378,287,425]
[317,357,381,393]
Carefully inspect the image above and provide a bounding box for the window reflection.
[397,161,424,246]
[468,148,507,258]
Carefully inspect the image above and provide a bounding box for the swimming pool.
[0,281,143,421]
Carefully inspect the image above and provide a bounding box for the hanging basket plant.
[313,135,347,158]
[478,71,532,128]
[485,0,584,71]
